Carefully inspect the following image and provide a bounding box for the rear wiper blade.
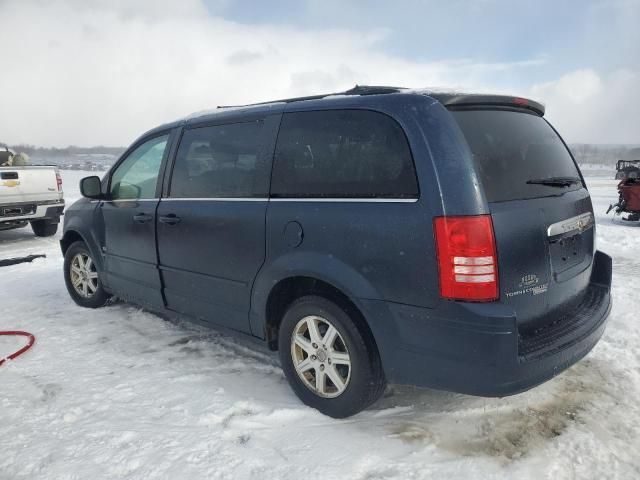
[526,176,582,187]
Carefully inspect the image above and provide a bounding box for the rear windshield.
[450,109,582,202]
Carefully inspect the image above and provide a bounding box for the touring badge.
[505,273,548,298]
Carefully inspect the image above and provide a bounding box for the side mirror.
[80,176,103,199]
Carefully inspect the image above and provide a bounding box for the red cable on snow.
[0,331,36,366]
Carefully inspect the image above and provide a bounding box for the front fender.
[60,226,105,274]
[61,201,104,273]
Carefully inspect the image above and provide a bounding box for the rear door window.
[271,110,419,198]
[450,109,582,202]
[169,120,266,198]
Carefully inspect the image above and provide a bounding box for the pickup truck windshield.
[450,109,583,202]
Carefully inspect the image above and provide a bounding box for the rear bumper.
[0,201,65,223]
[360,250,612,396]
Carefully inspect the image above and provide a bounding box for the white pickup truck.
[0,165,65,237]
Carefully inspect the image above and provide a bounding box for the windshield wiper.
[526,176,582,187]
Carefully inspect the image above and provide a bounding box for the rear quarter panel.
[250,94,490,337]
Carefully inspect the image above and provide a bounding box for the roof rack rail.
[216,84,404,109]
[217,93,330,109]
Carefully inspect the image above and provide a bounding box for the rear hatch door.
[450,108,594,330]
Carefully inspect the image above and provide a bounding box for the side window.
[169,121,265,198]
[110,135,169,200]
[271,110,419,198]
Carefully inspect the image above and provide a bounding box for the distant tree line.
[0,142,125,158]
[2,140,639,167]
[569,144,640,166]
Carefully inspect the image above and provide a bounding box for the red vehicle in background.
[608,160,640,221]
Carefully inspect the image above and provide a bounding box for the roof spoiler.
[437,94,545,116]
[214,85,544,116]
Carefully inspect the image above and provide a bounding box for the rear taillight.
[433,215,498,302]
[56,172,63,191]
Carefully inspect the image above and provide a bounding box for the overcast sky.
[0,0,638,147]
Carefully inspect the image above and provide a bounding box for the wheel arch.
[60,229,83,254]
[60,228,105,272]
[262,275,381,355]
[251,252,381,343]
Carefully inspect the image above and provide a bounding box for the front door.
[156,117,278,332]
[100,133,170,308]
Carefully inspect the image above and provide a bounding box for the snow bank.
[0,175,638,479]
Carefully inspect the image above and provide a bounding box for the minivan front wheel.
[63,240,110,308]
[279,295,386,418]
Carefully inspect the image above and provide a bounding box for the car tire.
[63,240,110,308]
[278,295,386,418]
[31,219,58,237]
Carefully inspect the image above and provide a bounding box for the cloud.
[530,69,640,144]
[225,50,264,66]
[0,0,637,146]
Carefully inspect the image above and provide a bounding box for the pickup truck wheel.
[64,241,109,308]
[278,295,386,418]
[30,219,58,237]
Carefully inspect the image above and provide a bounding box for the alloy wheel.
[70,253,98,298]
[290,315,352,398]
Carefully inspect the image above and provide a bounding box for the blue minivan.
[61,86,612,417]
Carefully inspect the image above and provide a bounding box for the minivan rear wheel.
[278,295,386,418]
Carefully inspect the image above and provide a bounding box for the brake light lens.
[56,172,63,191]
[433,215,498,301]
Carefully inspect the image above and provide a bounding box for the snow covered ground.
[1,171,639,479]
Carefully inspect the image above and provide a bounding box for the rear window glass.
[450,109,582,202]
[271,110,419,198]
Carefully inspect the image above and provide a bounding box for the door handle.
[159,214,181,225]
[133,213,153,224]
